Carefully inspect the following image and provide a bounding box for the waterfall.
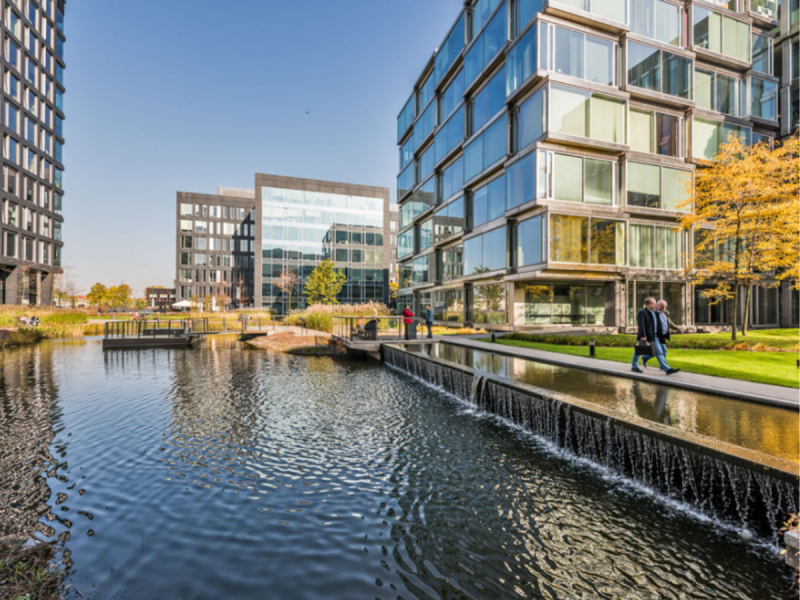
[384,346,799,539]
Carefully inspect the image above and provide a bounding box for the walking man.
[425,304,434,339]
[632,297,679,375]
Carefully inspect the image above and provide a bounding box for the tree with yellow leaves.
[680,134,799,340]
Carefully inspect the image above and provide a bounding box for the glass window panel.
[507,24,536,95]
[518,87,544,148]
[630,224,654,267]
[627,162,660,207]
[723,17,749,62]
[593,0,626,23]
[585,36,613,85]
[506,151,536,209]
[751,32,771,74]
[630,108,654,153]
[695,69,714,110]
[555,27,584,78]
[483,226,507,271]
[656,113,680,157]
[483,114,507,169]
[663,282,684,325]
[631,0,655,39]
[517,215,542,266]
[472,184,489,227]
[692,117,721,160]
[550,214,588,263]
[694,7,722,54]
[464,235,484,274]
[662,52,692,99]
[550,85,587,137]
[656,0,681,45]
[656,227,679,269]
[553,154,583,202]
[584,158,612,204]
[750,77,777,120]
[628,41,661,91]
[589,95,625,144]
[662,167,691,211]
[590,219,625,265]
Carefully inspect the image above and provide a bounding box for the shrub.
[304,313,333,333]
[40,312,88,325]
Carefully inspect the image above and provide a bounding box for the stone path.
[439,336,799,408]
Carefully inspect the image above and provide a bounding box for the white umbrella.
[172,300,197,309]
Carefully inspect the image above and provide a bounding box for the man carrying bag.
[632,297,679,375]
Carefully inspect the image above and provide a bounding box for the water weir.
[383,344,799,539]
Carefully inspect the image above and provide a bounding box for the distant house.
[145,287,176,311]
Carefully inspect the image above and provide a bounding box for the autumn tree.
[276,268,303,310]
[680,134,799,340]
[53,266,79,307]
[87,283,108,307]
[304,259,346,305]
[107,284,133,309]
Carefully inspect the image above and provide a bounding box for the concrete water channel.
[2,335,797,598]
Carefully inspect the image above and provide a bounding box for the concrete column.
[5,265,20,305]
[780,282,792,328]
[40,271,54,306]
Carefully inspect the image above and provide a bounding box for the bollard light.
[589,338,596,358]
[491,332,496,343]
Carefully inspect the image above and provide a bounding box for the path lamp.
[589,338,596,358]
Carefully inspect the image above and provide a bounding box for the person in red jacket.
[402,306,414,340]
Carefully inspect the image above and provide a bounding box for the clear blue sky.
[64,0,462,295]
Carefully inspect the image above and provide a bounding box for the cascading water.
[383,346,799,538]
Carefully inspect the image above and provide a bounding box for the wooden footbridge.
[102,317,282,349]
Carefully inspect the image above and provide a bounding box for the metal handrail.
[331,316,403,342]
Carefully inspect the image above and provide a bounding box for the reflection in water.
[0,343,61,542]
[0,337,795,599]
[411,343,800,463]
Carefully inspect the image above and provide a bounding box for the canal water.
[1,337,796,599]
[405,342,800,463]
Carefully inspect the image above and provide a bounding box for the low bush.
[504,332,795,352]
[304,313,333,333]
[40,311,88,325]
[0,328,44,348]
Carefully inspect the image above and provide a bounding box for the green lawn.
[481,338,800,389]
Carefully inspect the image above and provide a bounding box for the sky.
[63,0,463,295]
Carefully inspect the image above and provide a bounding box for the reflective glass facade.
[396,0,789,330]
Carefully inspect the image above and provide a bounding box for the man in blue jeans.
[632,297,679,375]
[425,304,434,339]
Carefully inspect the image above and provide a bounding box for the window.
[414,102,436,149]
[434,196,464,242]
[517,86,544,149]
[506,150,536,209]
[749,76,777,121]
[418,69,435,110]
[7,40,19,68]
[538,150,615,205]
[398,229,415,259]
[434,288,464,321]
[417,144,436,184]
[180,235,193,249]
[6,104,18,133]
[472,281,507,323]
[694,68,743,116]
[750,0,777,20]
[630,224,680,269]
[691,117,751,160]
[556,0,626,23]
[400,255,429,287]
[180,219,192,232]
[439,155,464,201]
[630,0,681,45]
[541,23,615,86]
[549,214,625,265]
[627,41,692,99]
[464,225,507,274]
[470,66,506,135]
[464,113,507,181]
[435,13,466,83]
[693,7,749,62]
[397,162,414,199]
[435,105,465,163]
[6,136,17,163]
[5,232,17,258]
[517,214,543,266]
[627,162,691,210]
[549,84,626,144]
[6,71,19,99]
[398,96,414,141]
[507,22,536,95]
[439,69,465,123]
[464,1,507,86]
[519,283,606,325]
[419,218,433,250]
[472,0,503,40]
[24,116,34,144]
[751,33,772,75]
[629,108,680,156]
[400,178,435,229]
[471,175,505,228]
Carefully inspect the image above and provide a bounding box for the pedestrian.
[655,300,682,372]
[402,305,414,340]
[632,297,679,375]
[425,304,434,339]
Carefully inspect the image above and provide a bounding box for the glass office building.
[177,174,393,314]
[397,0,795,331]
[0,0,65,304]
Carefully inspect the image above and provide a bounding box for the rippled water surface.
[406,342,800,463]
[0,337,796,599]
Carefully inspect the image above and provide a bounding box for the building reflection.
[0,343,61,541]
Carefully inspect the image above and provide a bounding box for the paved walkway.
[440,336,799,409]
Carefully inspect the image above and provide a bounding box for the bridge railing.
[332,316,403,342]
[104,316,287,338]
[104,320,188,339]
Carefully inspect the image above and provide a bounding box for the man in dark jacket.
[632,297,679,375]
[425,304,434,339]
